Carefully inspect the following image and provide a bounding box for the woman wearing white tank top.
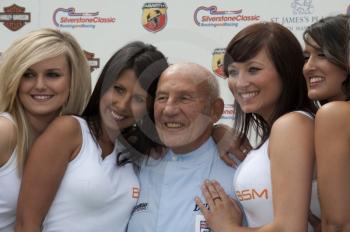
[0,28,91,232]
[303,15,350,231]
[195,22,318,232]
[15,41,169,232]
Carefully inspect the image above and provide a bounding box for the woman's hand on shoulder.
[212,124,251,167]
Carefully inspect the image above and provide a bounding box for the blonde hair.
[0,28,91,172]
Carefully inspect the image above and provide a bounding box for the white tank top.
[42,116,139,232]
[234,140,272,227]
[0,112,20,232]
[233,111,320,230]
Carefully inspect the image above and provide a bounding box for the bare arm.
[267,112,314,231]
[197,112,314,232]
[315,102,350,231]
[15,116,82,232]
[0,116,16,166]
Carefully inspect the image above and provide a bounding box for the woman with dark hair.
[15,41,168,232]
[195,22,317,231]
[303,14,350,231]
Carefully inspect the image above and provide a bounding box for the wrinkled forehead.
[162,67,209,86]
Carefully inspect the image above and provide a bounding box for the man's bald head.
[160,62,220,102]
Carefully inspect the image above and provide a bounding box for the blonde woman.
[0,28,91,232]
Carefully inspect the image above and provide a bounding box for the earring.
[137,118,144,127]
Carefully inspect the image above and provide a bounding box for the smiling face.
[227,49,282,121]
[154,64,216,154]
[18,54,71,120]
[303,38,347,102]
[99,69,149,139]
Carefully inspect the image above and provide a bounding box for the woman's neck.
[98,125,120,159]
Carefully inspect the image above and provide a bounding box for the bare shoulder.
[315,101,350,146]
[0,116,17,166]
[271,111,314,136]
[316,101,350,128]
[269,111,314,158]
[32,115,83,160]
[0,116,16,139]
[43,115,82,136]
[269,111,314,167]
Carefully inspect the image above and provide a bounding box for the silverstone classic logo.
[53,7,116,29]
[0,4,31,31]
[222,104,235,120]
[194,5,259,27]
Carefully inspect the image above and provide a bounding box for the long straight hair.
[82,41,168,162]
[0,28,91,172]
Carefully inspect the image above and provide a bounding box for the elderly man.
[127,62,236,232]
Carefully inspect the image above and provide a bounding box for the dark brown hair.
[303,14,350,101]
[224,22,317,147]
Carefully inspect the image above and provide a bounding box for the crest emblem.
[0,4,31,31]
[212,48,226,78]
[291,0,314,15]
[84,50,100,73]
[142,3,167,32]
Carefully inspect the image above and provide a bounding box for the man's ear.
[210,98,224,123]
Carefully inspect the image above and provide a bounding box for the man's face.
[154,69,214,154]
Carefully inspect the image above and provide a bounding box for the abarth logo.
[212,48,226,78]
[142,2,167,32]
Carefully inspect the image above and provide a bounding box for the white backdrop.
[1,0,348,125]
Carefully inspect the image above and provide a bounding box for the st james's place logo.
[291,0,314,15]
[0,4,31,31]
[212,48,226,78]
[194,5,260,27]
[271,0,319,31]
[53,7,116,29]
[142,2,167,33]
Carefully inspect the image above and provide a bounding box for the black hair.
[82,41,168,164]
